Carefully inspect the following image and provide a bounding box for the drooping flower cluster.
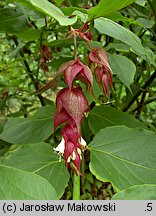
[54,61,92,174]
[53,29,113,174]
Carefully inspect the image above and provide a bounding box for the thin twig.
[136,91,147,118]
[123,71,156,112]
[12,37,45,106]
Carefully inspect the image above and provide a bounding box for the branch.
[12,37,45,106]
[123,70,156,112]
[132,96,156,113]
[21,56,45,106]
[135,91,147,118]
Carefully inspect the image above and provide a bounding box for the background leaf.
[89,126,156,191]
[112,184,156,200]
[88,105,147,134]
[29,0,77,26]
[94,18,155,66]
[0,106,55,144]
[108,54,136,90]
[136,18,155,28]
[0,7,29,33]
[16,29,41,41]
[0,142,69,198]
[0,164,57,199]
[88,0,136,19]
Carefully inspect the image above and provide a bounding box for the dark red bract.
[54,86,88,130]
[56,58,93,90]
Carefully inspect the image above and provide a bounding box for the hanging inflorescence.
[53,26,113,174]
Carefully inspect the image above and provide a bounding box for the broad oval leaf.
[94,18,155,66]
[108,54,136,90]
[88,105,147,134]
[112,184,156,200]
[88,0,136,19]
[0,106,55,144]
[0,143,69,199]
[0,164,57,199]
[89,126,156,191]
[30,0,77,26]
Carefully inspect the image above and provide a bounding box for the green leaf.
[0,7,29,33]
[29,0,77,26]
[88,105,147,134]
[0,164,57,199]
[136,18,155,28]
[72,10,88,23]
[105,43,130,52]
[88,0,136,19]
[94,18,155,66]
[53,0,65,7]
[1,142,69,198]
[0,106,55,144]
[14,0,36,10]
[108,54,136,90]
[112,184,156,200]
[89,126,156,191]
[135,0,146,6]
[107,12,143,27]
[16,29,41,41]
[61,7,87,16]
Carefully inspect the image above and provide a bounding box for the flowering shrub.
[52,25,113,174]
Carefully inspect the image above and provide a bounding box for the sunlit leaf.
[29,0,77,26]
[88,0,136,19]
[94,18,155,66]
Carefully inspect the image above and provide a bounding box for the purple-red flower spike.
[54,86,88,174]
[54,123,87,174]
[62,124,80,148]
[54,86,88,131]
[87,48,113,96]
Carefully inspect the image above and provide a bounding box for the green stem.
[73,173,80,200]
[81,153,85,194]
[74,32,77,60]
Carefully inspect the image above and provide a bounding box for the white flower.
[79,137,87,150]
[72,151,76,160]
[53,137,65,155]
[77,147,81,155]
[67,151,76,163]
